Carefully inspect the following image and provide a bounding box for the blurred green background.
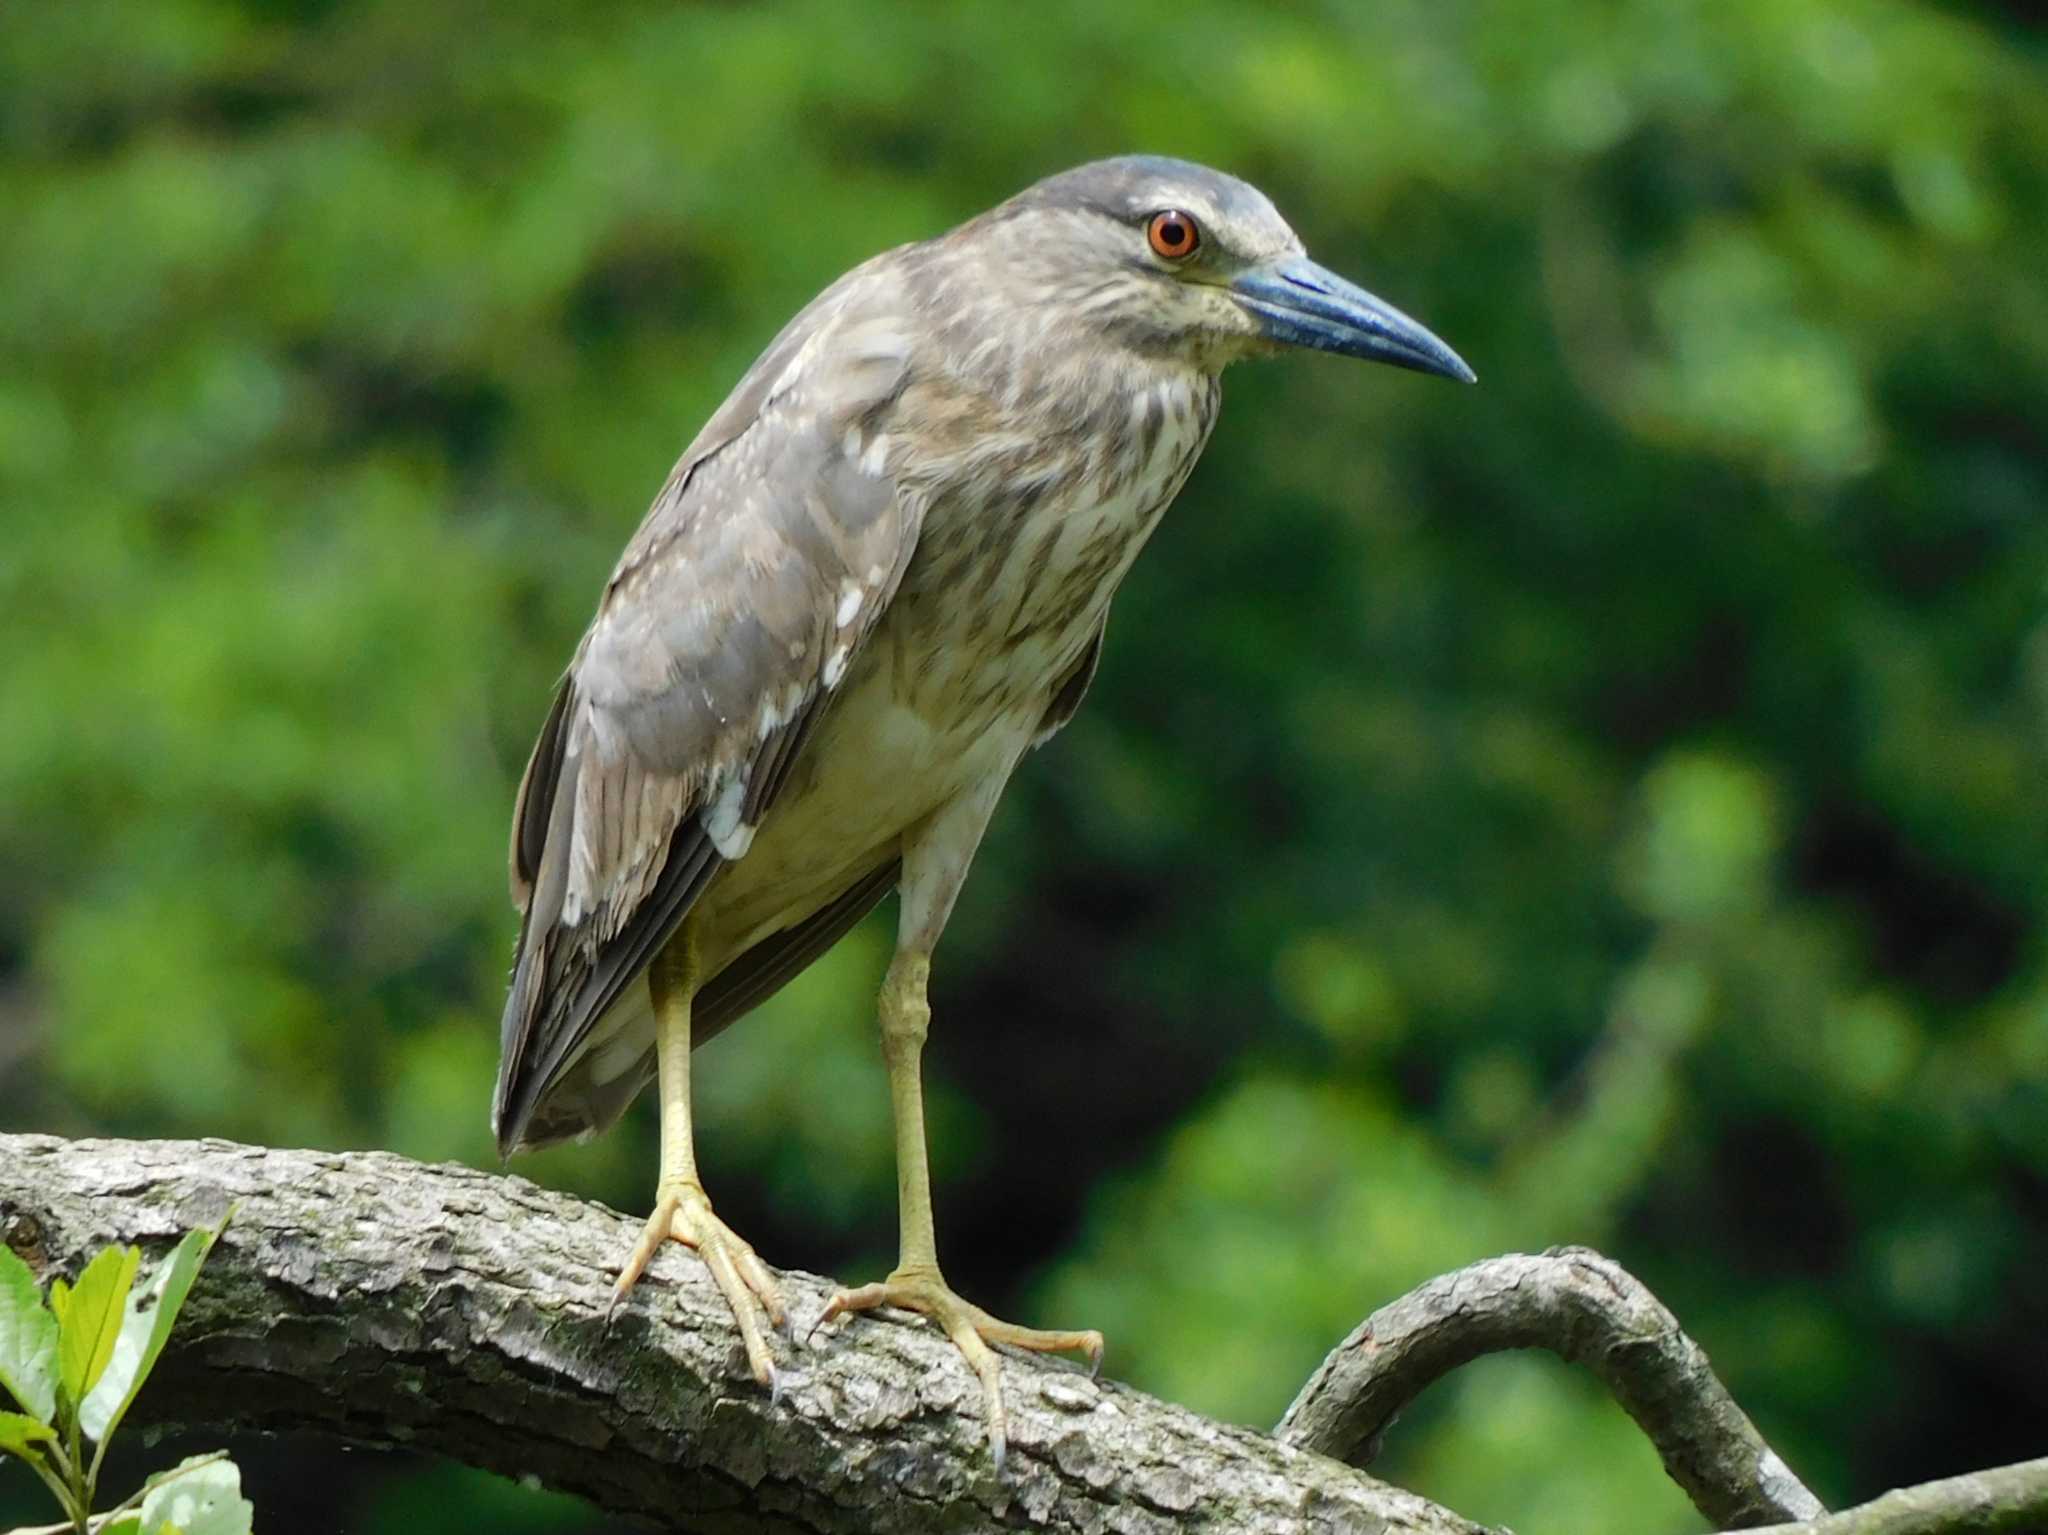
[4,1,2046,1530]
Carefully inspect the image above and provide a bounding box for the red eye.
[1146,209,1200,260]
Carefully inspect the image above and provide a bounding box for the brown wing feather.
[509,675,573,910]
[1032,621,1105,746]
[692,858,900,1046]
[494,268,921,1155]
[507,858,901,1151]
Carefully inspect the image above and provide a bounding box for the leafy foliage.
[0,1227,240,1535]
[3,1,2045,1531]
[54,1247,139,1422]
[0,1257,60,1430]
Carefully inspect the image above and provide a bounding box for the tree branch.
[8,1136,2037,1535]
[0,1134,1494,1535]
[1744,1458,2048,1535]
[1275,1246,1825,1528]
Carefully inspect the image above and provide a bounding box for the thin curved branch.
[1275,1246,1825,1529]
[0,1133,1493,1535]
[1745,1458,2048,1535]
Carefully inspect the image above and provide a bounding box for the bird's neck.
[932,300,1208,440]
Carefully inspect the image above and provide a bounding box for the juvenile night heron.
[494,155,1472,1461]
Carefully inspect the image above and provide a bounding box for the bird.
[492,155,1472,1464]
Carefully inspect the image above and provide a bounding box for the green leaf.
[101,1519,142,1535]
[138,1455,252,1535]
[0,1407,57,1459]
[0,1245,59,1422]
[79,1224,222,1445]
[56,1245,139,1410]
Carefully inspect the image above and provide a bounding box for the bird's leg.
[614,916,787,1390]
[818,788,1103,1469]
[880,948,945,1281]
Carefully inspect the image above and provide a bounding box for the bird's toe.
[815,1269,1101,1469]
[615,1180,786,1389]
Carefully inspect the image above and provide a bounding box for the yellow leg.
[614,918,788,1391]
[884,952,942,1275]
[819,947,1102,1470]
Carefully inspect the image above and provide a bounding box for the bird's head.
[959,155,1475,383]
[958,157,1474,384]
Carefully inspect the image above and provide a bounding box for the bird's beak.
[1231,256,1476,383]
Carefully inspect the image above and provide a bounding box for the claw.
[619,1180,787,1394]
[816,1270,1097,1470]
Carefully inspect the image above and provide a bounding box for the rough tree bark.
[3,1134,2043,1535]
[0,1134,1491,1535]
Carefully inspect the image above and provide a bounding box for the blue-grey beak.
[1232,256,1476,383]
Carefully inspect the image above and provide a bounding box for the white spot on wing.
[702,773,756,860]
[823,644,850,689]
[835,580,863,628]
[769,341,812,400]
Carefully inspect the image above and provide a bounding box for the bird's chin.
[1183,321,1289,372]
[1236,332,1294,364]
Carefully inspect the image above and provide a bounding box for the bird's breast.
[884,365,1218,726]
[691,363,1217,967]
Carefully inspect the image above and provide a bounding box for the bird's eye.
[1146,209,1201,261]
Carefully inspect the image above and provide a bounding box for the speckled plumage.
[493,155,1470,1166]
[491,155,1473,1453]
[494,165,1228,1152]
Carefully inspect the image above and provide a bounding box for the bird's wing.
[1031,619,1105,746]
[494,280,920,1154]
[691,858,901,1047]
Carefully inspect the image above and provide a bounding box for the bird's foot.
[613,1178,789,1394]
[815,1266,1103,1470]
